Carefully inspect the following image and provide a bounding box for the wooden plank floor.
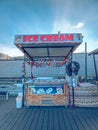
[0,96,98,130]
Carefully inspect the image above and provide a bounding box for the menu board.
[29,85,64,95]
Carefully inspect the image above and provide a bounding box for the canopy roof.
[89,48,98,55]
[14,33,83,61]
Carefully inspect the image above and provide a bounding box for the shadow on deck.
[0,96,98,130]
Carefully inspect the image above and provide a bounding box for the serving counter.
[25,79,68,107]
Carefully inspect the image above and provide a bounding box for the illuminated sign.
[14,33,83,44]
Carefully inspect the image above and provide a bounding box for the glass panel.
[29,85,64,95]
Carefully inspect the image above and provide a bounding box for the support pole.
[71,52,75,108]
[22,54,26,107]
[93,54,98,92]
[85,42,87,82]
[72,86,75,107]
[30,61,32,77]
[93,54,98,81]
[23,82,25,107]
[70,51,75,108]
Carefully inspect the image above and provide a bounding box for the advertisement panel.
[29,85,64,95]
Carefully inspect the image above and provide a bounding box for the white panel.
[49,47,72,56]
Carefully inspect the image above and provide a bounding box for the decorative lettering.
[15,33,82,44]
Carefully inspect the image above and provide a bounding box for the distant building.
[0,53,10,59]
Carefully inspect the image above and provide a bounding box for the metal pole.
[85,42,87,82]
[31,62,32,77]
[22,54,25,107]
[23,82,25,107]
[93,54,98,81]
[72,86,74,107]
[70,52,75,107]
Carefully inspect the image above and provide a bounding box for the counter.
[25,78,68,106]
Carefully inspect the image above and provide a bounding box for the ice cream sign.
[14,33,83,44]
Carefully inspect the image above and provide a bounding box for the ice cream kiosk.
[14,33,83,107]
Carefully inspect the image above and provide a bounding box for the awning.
[14,33,83,61]
[89,48,98,55]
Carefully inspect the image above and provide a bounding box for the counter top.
[26,79,67,85]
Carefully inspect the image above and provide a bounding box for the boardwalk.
[0,96,98,130]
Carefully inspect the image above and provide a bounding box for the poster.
[30,85,64,95]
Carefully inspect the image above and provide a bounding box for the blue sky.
[0,0,98,56]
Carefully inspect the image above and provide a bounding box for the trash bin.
[16,96,23,108]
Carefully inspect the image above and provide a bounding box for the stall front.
[14,33,83,107]
[26,78,68,106]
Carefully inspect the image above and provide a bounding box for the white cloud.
[52,20,84,34]
[72,22,84,29]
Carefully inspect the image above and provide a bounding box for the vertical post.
[72,86,74,107]
[70,51,73,62]
[93,54,98,81]
[93,54,98,92]
[23,82,25,107]
[31,61,34,79]
[68,55,72,107]
[31,61,32,77]
[22,54,25,107]
[70,51,75,107]
[85,42,87,82]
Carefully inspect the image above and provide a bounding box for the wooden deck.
[0,96,98,130]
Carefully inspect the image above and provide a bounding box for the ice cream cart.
[14,33,83,107]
